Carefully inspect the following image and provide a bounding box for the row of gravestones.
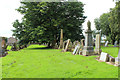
[72,33,101,55]
[0,37,29,57]
[60,39,85,52]
[104,40,119,47]
[99,50,120,66]
[41,39,85,51]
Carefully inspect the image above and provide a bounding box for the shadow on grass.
[27,47,52,50]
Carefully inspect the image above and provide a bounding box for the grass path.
[2,45,118,78]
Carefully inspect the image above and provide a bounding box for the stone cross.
[104,41,109,47]
[95,33,102,54]
[82,21,94,56]
[59,29,63,49]
[114,41,117,47]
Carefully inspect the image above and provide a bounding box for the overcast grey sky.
[0,0,115,37]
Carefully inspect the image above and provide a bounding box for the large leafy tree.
[94,13,111,36]
[109,2,120,43]
[12,2,86,47]
[94,2,120,44]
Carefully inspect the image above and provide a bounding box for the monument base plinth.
[94,49,102,54]
[82,46,94,56]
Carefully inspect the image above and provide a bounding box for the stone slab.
[99,52,109,62]
[104,41,109,47]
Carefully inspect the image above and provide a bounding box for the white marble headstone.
[99,52,109,62]
[114,41,117,47]
[73,45,79,55]
[105,41,109,47]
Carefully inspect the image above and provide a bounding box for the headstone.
[115,49,120,66]
[73,45,79,55]
[81,39,85,47]
[94,33,102,54]
[54,43,58,49]
[109,55,115,62]
[82,21,94,56]
[0,37,2,57]
[7,37,17,45]
[119,40,120,47]
[114,41,117,47]
[59,29,63,49]
[72,41,80,48]
[99,52,109,62]
[11,43,18,51]
[104,41,109,47]
[64,39,71,52]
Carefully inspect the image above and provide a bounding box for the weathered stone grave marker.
[82,20,94,56]
[81,39,85,47]
[104,41,109,47]
[109,55,115,62]
[115,49,120,66]
[0,37,2,57]
[72,41,80,48]
[54,43,58,49]
[11,43,18,51]
[99,52,109,62]
[95,33,102,54]
[114,41,117,47]
[7,37,17,46]
[73,45,78,55]
[59,29,63,49]
[63,39,72,52]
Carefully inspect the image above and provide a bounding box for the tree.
[94,13,111,36]
[109,2,120,44]
[12,2,86,48]
[94,2,120,44]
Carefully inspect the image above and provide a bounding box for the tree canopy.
[12,2,86,47]
[94,1,120,44]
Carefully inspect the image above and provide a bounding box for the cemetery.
[0,0,120,79]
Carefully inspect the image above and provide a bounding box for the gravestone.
[54,43,58,49]
[0,37,8,57]
[63,39,72,52]
[73,44,79,55]
[114,41,117,47]
[99,52,109,62]
[7,37,17,45]
[104,41,109,47]
[11,43,18,51]
[119,40,120,47]
[72,41,80,48]
[0,37,2,57]
[81,39,85,47]
[59,29,63,49]
[109,55,115,62]
[94,33,102,54]
[82,21,94,56]
[115,49,120,66]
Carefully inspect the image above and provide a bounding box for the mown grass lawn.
[101,46,119,57]
[2,44,118,78]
